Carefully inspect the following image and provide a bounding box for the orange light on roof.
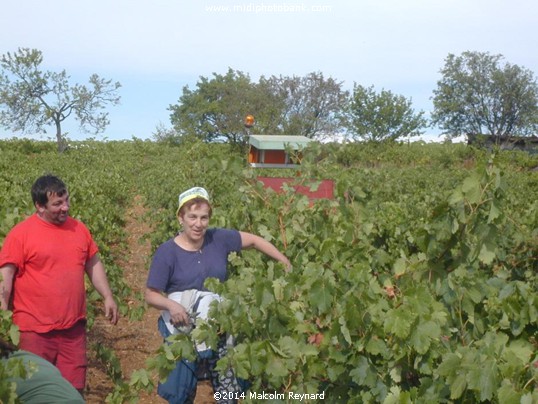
[244,114,255,128]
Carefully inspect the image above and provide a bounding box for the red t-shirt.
[0,213,98,332]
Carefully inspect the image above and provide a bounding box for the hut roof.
[249,135,312,150]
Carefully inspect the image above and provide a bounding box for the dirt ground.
[85,196,215,404]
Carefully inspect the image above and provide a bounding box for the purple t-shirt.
[146,228,242,293]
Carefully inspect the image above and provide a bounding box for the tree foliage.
[169,68,282,147]
[431,51,538,141]
[168,69,348,146]
[0,48,121,152]
[345,84,427,142]
[261,72,348,139]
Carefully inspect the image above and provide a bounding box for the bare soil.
[85,196,215,403]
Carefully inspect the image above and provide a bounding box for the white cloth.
[162,290,221,351]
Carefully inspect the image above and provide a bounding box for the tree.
[261,72,348,139]
[0,48,121,152]
[168,70,349,147]
[431,51,538,142]
[345,84,427,142]
[152,123,182,145]
[169,68,283,147]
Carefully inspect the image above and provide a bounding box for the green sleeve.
[6,351,85,403]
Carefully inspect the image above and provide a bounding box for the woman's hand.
[145,287,190,325]
[167,300,190,326]
[282,258,292,273]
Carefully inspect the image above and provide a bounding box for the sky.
[0,0,537,143]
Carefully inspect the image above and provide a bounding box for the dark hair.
[178,197,212,218]
[31,175,67,207]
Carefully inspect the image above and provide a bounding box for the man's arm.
[0,264,16,310]
[85,254,119,324]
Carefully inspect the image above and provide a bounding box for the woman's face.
[179,202,210,244]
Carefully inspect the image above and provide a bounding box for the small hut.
[248,135,312,168]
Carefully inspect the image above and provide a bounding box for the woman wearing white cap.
[145,187,290,403]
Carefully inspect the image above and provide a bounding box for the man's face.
[36,192,70,225]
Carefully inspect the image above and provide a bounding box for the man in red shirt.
[0,174,119,395]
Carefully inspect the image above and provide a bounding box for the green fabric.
[5,351,85,403]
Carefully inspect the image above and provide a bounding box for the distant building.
[467,134,538,154]
[247,134,335,200]
[248,135,312,168]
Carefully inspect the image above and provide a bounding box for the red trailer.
[248,134,334,200]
